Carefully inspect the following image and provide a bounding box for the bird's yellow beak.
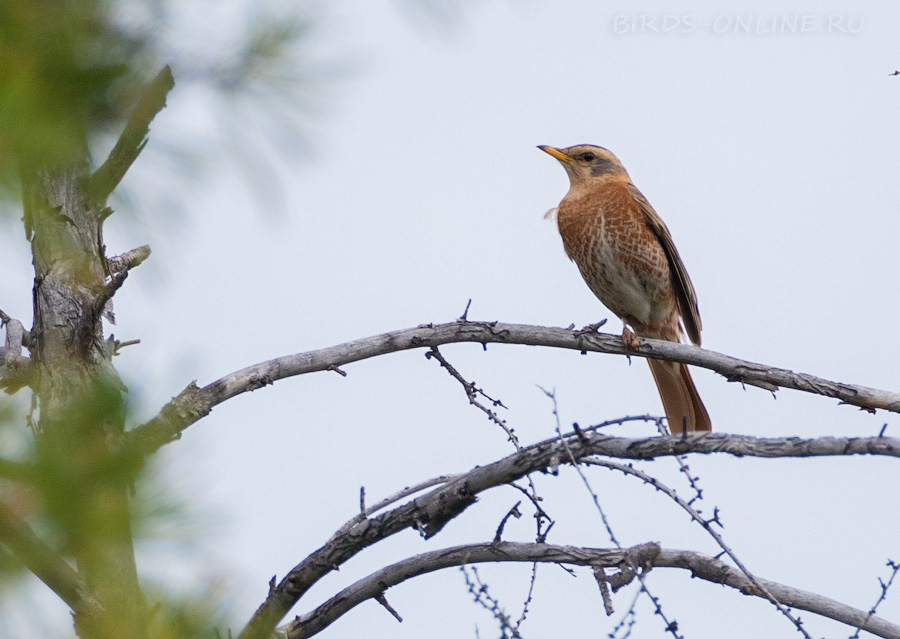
[538,145,573,163]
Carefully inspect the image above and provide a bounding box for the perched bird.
[539,144,711,433]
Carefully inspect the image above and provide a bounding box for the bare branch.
[106,245,151,276]
[237,429,899,639]
[284,542,900,639]
[460,565,520,638]
[428,347,548,542]
[493,501,522,543]
[0,503,103,621]
[92,245,151,323]
[326,474,461,545]
[609,588,640,638]
[851,559,900,639]
[89,66,176,203]
[545,389,684,637]
[1,311,30,351]
[0,312,33,394]
[0,354,32,394]
[576,432,900,461]
[127,321,900,456]
[426,346,515,447]
[585,458,809,636]
[514,561,538,634]
[593,564,616,615]
[374,593,402,623]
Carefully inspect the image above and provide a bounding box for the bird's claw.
[621,326,640,351]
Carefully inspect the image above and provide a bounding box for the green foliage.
[0,0,363,635]
[0,0,152,193]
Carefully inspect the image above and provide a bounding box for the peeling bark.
[24,161,145,636]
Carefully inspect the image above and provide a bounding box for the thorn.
[327,364,347,377]
[573,422,589,445]
[575,319,608,334]
[493,500,522,543]
[459,299,472,321]
[592,565,616,616]
[879,423,888,437]
[375,593,403,623]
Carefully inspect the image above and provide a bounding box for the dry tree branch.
[0,310,33,393]
[283,542,900,639]
[106,245,152,277]
[576,432,900,461]
[461,565,520,638]
[0,502,103,622]
[609,587,641,638]
[127,320,900,457]
[851,560,900,639]
[652,417,705,504]
[426,346,515,447]
[429,347,549,542]
[88,66,176,203]
[585,458,809,637]
[545,389,684,637]
[514,561,538,634]
[236,429,899,639]
[326,474,461,544]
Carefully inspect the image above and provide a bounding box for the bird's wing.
[627,183,702,346]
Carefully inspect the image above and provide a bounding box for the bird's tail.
[647,359,711,434]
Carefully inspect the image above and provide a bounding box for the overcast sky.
[2,1,900,637]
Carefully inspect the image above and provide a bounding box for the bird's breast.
[556,180,676,334]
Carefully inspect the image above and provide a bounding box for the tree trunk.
[24,159,145,637]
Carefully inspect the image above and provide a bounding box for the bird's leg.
[619,319,639,366]
[620,320,640,351]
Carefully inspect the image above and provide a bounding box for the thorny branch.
[238,425,900,639]
[461,566,520,638]
[427,346,550,542]
[326,474,461,545]
[653,417,706,504]
[543,389,683,638]
[426,347,551,634]
[585,458,812,638]
[282,542,900,639]
[609,588,641,638]
[426,346,515,447]
[126,320,900,456]
[514,561,538,635]
[850,560,900,639]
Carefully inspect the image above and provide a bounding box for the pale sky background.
[2,1,900,638]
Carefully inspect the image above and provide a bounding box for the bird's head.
[538,144,628,185]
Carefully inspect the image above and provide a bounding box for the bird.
[539,144,711,433]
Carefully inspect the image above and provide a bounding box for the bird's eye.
[582,152,595,162]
